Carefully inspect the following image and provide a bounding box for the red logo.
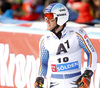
[51,64,57,72]
[84,34,88,39]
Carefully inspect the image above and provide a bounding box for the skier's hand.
[34,77,44,88]
[76,70,93,88]
[76,76,91,88]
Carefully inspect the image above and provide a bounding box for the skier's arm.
[35,37,49,88]
[76,28,97,72]
[38,38,49,78]
[76,28,97,88]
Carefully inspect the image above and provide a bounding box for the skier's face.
[46,19,57,31]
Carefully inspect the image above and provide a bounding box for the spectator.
[0,0,24,19]
[66,0,81,8]
[20,0,44,21]
[0,0,2,15]
[12,3,25,19]
[92,0,100,20]
[44,0,57,8]
[1,1,13,18]
[89,0,100,23]
[72,0,94,23]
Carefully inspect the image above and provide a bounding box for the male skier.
[34,3,97,88]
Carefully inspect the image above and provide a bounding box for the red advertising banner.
[0,32,42,88]
[0,31,100,88]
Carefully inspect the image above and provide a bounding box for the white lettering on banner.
[0,44,13,86]
[0,43,36,88]
[15,54,26,88]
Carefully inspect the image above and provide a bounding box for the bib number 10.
[57,57,69,63]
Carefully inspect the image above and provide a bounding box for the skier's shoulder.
[65,26,85,34]
[65,26,81,32]
[40,33,51,42]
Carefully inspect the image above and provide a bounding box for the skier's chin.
[47,24,57,31]
[47,26,53,31]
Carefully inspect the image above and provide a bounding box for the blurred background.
[0,0,100,24]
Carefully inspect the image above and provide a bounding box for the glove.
[34,77,44,88]
[76,70,93,88]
